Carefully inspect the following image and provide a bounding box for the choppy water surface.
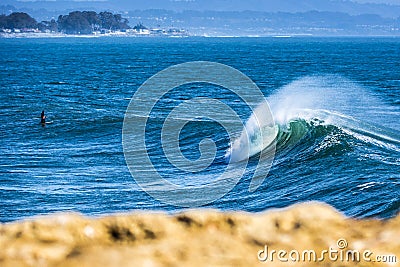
[0,37,399,222]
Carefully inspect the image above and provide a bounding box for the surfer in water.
[40,110,46,125]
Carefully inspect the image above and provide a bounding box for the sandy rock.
[0,202,398,267]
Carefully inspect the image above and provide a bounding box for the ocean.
[0,37,399,223]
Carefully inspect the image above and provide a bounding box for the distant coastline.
[3,32,400,38]
[0,32,189,38]
[0,11,188,38]
[2,8,400,38]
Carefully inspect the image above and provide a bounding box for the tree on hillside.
[57,11,130,34]
[99,11,130,30]
[0,12,37,29]
[98,11,118,30]
[133,22,147,31]
[37,19,58,32]
[0,15,7,28]
[58,11,92,34]
[82,11,101,31]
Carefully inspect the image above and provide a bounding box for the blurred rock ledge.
[0,202,399,267]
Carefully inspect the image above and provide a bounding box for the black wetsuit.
[41,111,46,124]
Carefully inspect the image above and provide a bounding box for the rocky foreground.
[0,202,398,267]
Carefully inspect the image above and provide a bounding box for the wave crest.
[227,75,400,162]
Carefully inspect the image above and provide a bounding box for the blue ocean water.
[0,37,399,222]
